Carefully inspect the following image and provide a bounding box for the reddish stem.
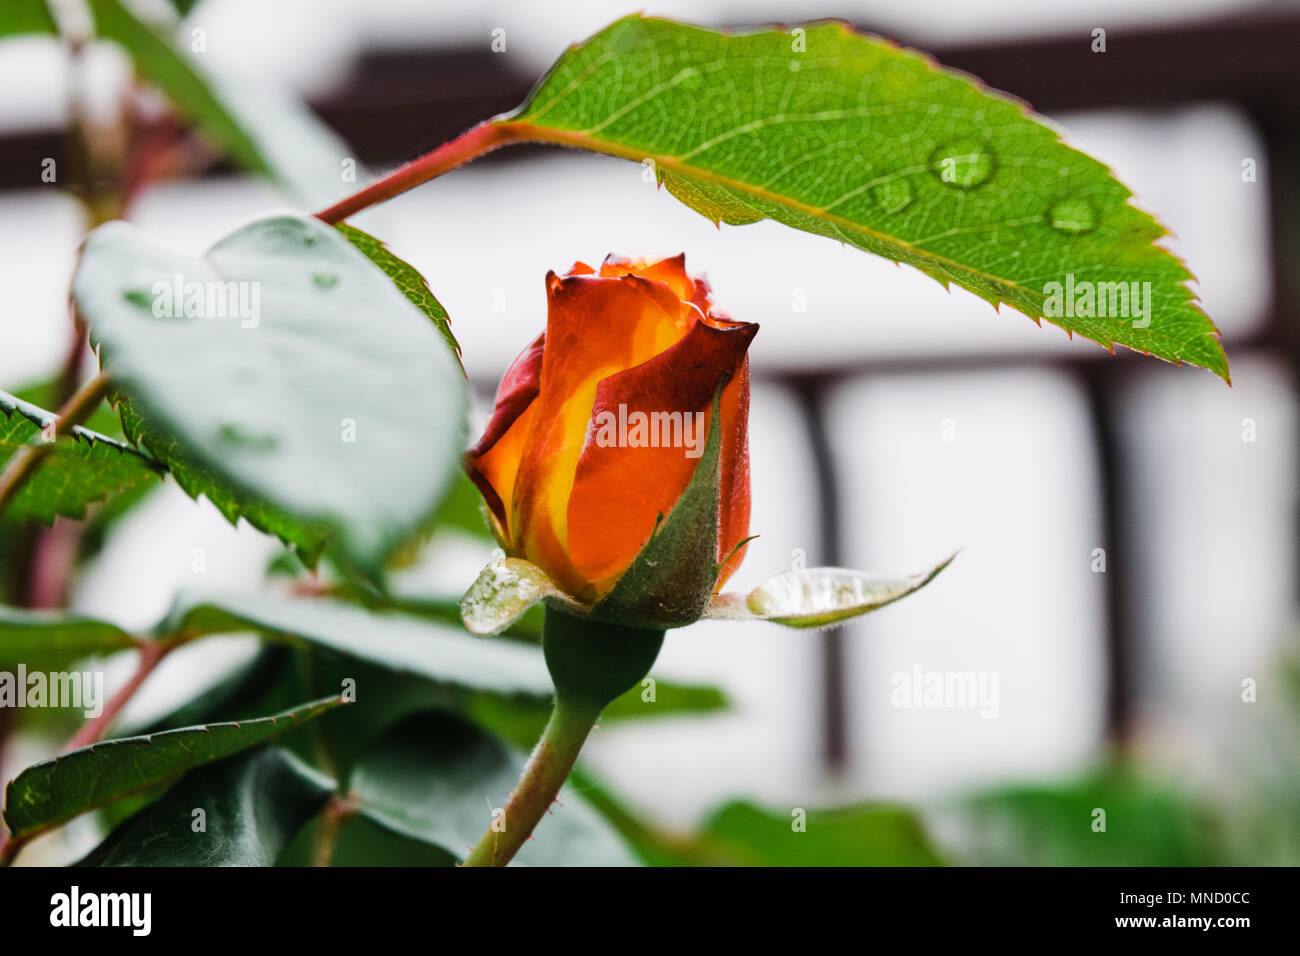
[63,639,170,753]
[315,121,525,225]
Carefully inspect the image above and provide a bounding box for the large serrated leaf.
[0,605,137,667]
[349,711,636,866]
[2,695,343,839]
[0,390,161,525]
[167,592,553,698]
[498,15,1226,379]
[77,746,334,866]
[73,213,466,580]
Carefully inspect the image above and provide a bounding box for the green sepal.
[589,386,724,629]
[541,606,664,712]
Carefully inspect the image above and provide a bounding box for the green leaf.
[2,694,343,839]
[72,213,466,579]
[168,592,553,698]
[337,224,462,372]
[703,800,944,866]
[470,677,728,749]
[0,605,136,668]
[709,554,956,627]
[960,771,1224,866]
[592,387,723,628]
[85,0,356,207]
[0,0,56,37]
[349,711,637,866]
[427,469,493,541]
[77,746,334,866]
[88,0,263,173]
[0,390,162,525]
[499,15,1227,379]
[287,814,459,867]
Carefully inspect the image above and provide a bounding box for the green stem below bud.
[461,607,663,867]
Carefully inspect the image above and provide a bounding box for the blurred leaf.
[712,555,956,628]
[74,478,159,564]
[568,770,734,865]
[959,771,1225,866]
[337,224,461,372]
[168,592,553,698]
[702,800,944,866]
[349,711,637,865]
[0,390,161,525]
[73,214,466,580]
[77,746,333,866]
[429,469,492,542]
[286,813,459,867]
[88,0,263,172]
[87,0,356,206]
[471,678,727,749]
[2,694,343,839]
[499,15,1227,378]
[167,1,204,18]
[0,0,56,37]
[0,605,136,667]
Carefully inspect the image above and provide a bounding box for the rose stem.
[462,608,664,867]
[315,121,525,225]
[461,691,604,867]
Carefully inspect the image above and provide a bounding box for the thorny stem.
[461,692,602,867]
[312,792,359,867]
[314,121,526,225]
[63,638,174,753]
[0,371,113,519]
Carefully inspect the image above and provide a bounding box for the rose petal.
[510,272,696,596]
[465,332,545,530]
[600,253,697,304]
[566,316,757,590]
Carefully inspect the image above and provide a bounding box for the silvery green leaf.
[710,554,956,628]
[459,558,581,636]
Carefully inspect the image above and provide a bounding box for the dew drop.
[872,179,913,214]
[217,423,278,452]
[312,271,339,289]
[930,139,994,189]
[1046,197,1098,235]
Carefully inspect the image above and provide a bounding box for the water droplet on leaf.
[872,179,913,214]
[1046,197,1098,235]
[217,423,279,451]
[930,139,995,189]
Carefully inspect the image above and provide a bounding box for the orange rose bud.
[466,254,757,606]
